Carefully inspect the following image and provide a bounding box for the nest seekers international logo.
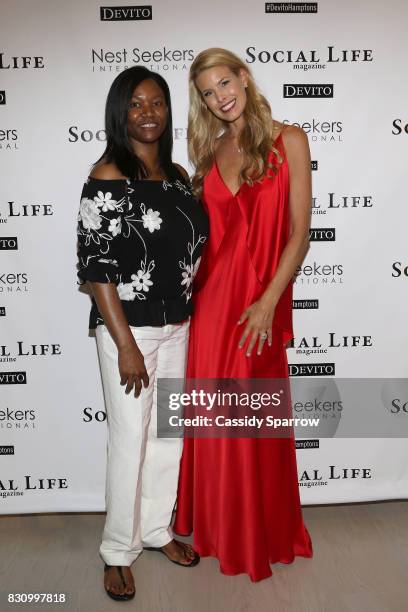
[312,192,373,215]
[0,53,45,69]
[309,228,335,242]
[0,128,18,151]
[283,118,342,142]
[265,2,318,13]
[0,237,18,250]
[294,261,343,285]
[392,262,408,278]
[0,272,29,293]
[288,333,373,356]
[91,47,194,72]
[0,406,37,431]
[0,201,54,224]
[100,5,152,20]
[0,341,62,365]
[245,45,373,71]
[0,91,5,105]
[299,465,372,488]
[0,406,36,430]
[283,84,333,98]
[392,119,408,135]
[0,475,69,500]
[68,125,187,142]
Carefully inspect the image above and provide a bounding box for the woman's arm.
[238,125,311,355]
[89,282,149,397]
[78,162,149,396]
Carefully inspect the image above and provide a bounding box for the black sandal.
[144,541,200,567]
[104,564,135,601]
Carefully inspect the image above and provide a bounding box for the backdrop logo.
[391,262,408,278]
[312,192,373,215]
[0,53,45,69]
[0,128,18,150]
[311,160,318,171]
[100,5,152,20]
[0,371,27,385]
[0,307,5,316]
[83,406,107,422]
[293,299,319,309]
[392,119,408,135]
[289,363,335,376]
[295,262,343,285]
[0,475,69,499]
[284,84,333,98]
[299,465,371,487]
[0,445,14,455]
[0,237,18,250]
[0,406,36,430]
[1,202,54,222]
[390,399,408,414]
[0,91,5,105]
[265,2,318,13]
[296,439,319,449]
[289,334,373,356]
[91,47,194,72]
[69,125,186,142]
[246,46,373,70]
[283,119,342,142]
[0,272,29,293]
[69,126,106,143]
[0,342,62,364]
[309,228,335,242]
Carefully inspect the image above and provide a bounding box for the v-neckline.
[213,131,283,198]
[214,156,242,199]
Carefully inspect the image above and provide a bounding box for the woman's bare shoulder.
[90,160,127,180]
[278,122,308,152]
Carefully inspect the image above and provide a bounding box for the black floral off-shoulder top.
[77,176,209,329]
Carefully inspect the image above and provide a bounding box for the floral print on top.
[77,177,209,328]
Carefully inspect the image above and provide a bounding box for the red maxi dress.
[173,134,313,581]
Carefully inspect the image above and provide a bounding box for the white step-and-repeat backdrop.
[1,0,407,513]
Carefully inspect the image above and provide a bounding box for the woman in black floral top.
[77,67,207,601]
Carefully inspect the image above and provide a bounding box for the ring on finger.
[259,331,268,341]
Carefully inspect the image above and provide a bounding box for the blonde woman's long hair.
[188,47,281,196]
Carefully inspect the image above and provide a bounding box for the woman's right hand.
[118,342,149,398]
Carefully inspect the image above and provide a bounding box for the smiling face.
[195,65,249,123]
[127,78,168,144]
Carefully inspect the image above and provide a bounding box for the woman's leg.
[140,321,189,547]
[96,324,159,567]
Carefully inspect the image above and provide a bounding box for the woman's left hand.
[238,298,276,356]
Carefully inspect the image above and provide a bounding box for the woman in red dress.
[173,48,313,581]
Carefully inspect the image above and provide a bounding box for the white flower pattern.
[141,206,162,233]
[79,197,102,231]
[117,282,136,301]
[132,269,153,292]
[181,257,201,288]
[77,178,207,309]
[108,217,122,236]
[94,191,117,212]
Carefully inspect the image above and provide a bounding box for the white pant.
[95,321,189,566]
